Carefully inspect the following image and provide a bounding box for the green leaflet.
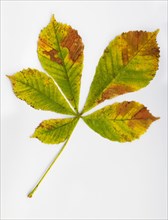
[83,101,159,142]
[83,30,160,113]
[32,117,79,144]
[7,68,75,115]
[38,15,84,112]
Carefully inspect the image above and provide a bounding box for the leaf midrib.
[52,22,78,112]
[84,118,153,121]
[40,118,78,133]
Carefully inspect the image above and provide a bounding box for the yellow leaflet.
[83,30,160,113]
[38,15,84,112]
[83,101,159,142]
[32,118,79,144]
[7,68,75,115]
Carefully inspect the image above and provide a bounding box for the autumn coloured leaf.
[7,15,160,198]
[38,15,84,112]
[7,68,75,115]
[32,117,79,144]
[83,101,159,142]
[83,30,160,112]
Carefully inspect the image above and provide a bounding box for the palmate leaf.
[83,30,160,113]
[83,101,159,142]
[38,15,84,112]
[7,15,160,197]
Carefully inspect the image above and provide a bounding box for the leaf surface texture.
[38,15,84,111]
[32,117,78,144]
[83,101,159,142]
[8,68,74,115]
[83,30,160,112]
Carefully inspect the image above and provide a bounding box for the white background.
[1,1,167,219]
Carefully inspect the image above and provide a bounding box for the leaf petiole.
[28,134,72,198]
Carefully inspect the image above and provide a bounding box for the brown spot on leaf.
[61,28,84,62]
[133,107,159,121]
[142,46,160,58]
[43,49,62,64]
[38,37,49,50]
[122,48,128,65]
[39,121,54,130]
[44,78,50,85]
[151,47,160,57]
[98,85,133,104]
[121,30,160,64]
[123,31,148,53]
[116,101,132,117]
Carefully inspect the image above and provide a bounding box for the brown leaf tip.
[133,106,159,121]
[121,29,160,63]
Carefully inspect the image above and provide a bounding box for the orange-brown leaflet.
[133,107,159,120]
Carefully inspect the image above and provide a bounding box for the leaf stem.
[27,137,71,198]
